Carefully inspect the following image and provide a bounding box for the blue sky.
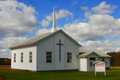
[0,0,120,58]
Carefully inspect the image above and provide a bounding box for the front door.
[89,57,96,71]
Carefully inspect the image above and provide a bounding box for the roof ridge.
[9,30,61,49]
[78,49,111,58]
[9,29,81,49]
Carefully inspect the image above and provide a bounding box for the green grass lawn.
[0,68,120,80]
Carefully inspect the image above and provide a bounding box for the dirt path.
[0,65,11,69]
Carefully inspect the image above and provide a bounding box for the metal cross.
[56,39,63,61]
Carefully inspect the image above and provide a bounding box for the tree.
[0,58,11,65]
[113,52,120,66]
[3,59,11,65]
[107,52,116,66]
[107,51,120,66]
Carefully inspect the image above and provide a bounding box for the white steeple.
[51,7,57,33]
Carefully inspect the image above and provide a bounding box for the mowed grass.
[0,67,120,80]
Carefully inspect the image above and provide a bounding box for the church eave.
[10,29,82,49]
[9,43,37,49]
[35,29,81,47]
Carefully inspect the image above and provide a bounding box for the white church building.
[10,8,111,72]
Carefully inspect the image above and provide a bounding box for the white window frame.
[21,53,23,63]
[14,53,16,62]
[29,52,32,63]
[46,52,52,63]
[67,52,72,63]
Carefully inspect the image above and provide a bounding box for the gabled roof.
[94,60,106,64]
[9,29,82,49]
[77,49,111,58]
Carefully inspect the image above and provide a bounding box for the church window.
[67,52,72,63]
[29,52,32,63]
[46,52,52,63]
[89,57,96,66]
[21,53,23,62]
[14,53,16,62]
[89,57,96,60]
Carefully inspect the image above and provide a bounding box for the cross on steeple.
[56,39,64,61]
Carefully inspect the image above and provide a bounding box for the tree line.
[0,58,11,65]
[107,51,120,66]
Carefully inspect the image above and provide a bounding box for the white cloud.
[62,1,120,53]
[0,37,26,48]
[64,15,113,40]
[64,22,94,41]
[46,9,73,21]
[39,9,73,27]
[0,49,8,53]
[81,1,117,18]
[80,6,89,11]
[64,10,120,41]
[115,48,120,52]
[36,28,51,35]
[92,1,117,14]
[0,37,26,58]
[80,39,120,53]
[0,0,39,37]
[40,19,49,27]
[36,27,63,35]
[0,49,11,58]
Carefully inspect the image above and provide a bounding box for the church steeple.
[51,7,57,33]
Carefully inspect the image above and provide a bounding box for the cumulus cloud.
[115,48,120,52]
[40,9,73,27]
[92,1,117,14]
[0,0,39,37]
[36,28,51,35]
[0,49,11,58]
[0,37,26,58]
[62,1,120,53]
[46,9,73,21]
[80,39,120,53]
[40,19,50,27]
[36,27,63,35]
[64,1,120,41]
[64,14,120,41]
[0,37,26,48]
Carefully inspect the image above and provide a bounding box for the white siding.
[37,32,79,71]
[11,31,80,71]
[11,46,37,71]
[55,33,65,70]
[105,58,110,68]
[65,36,79,70]
[78,53,110,71]
[37,35,55,71]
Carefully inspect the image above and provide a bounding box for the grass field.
[0,67,120,80]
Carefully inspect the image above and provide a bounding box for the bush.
[0,58,11,65]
